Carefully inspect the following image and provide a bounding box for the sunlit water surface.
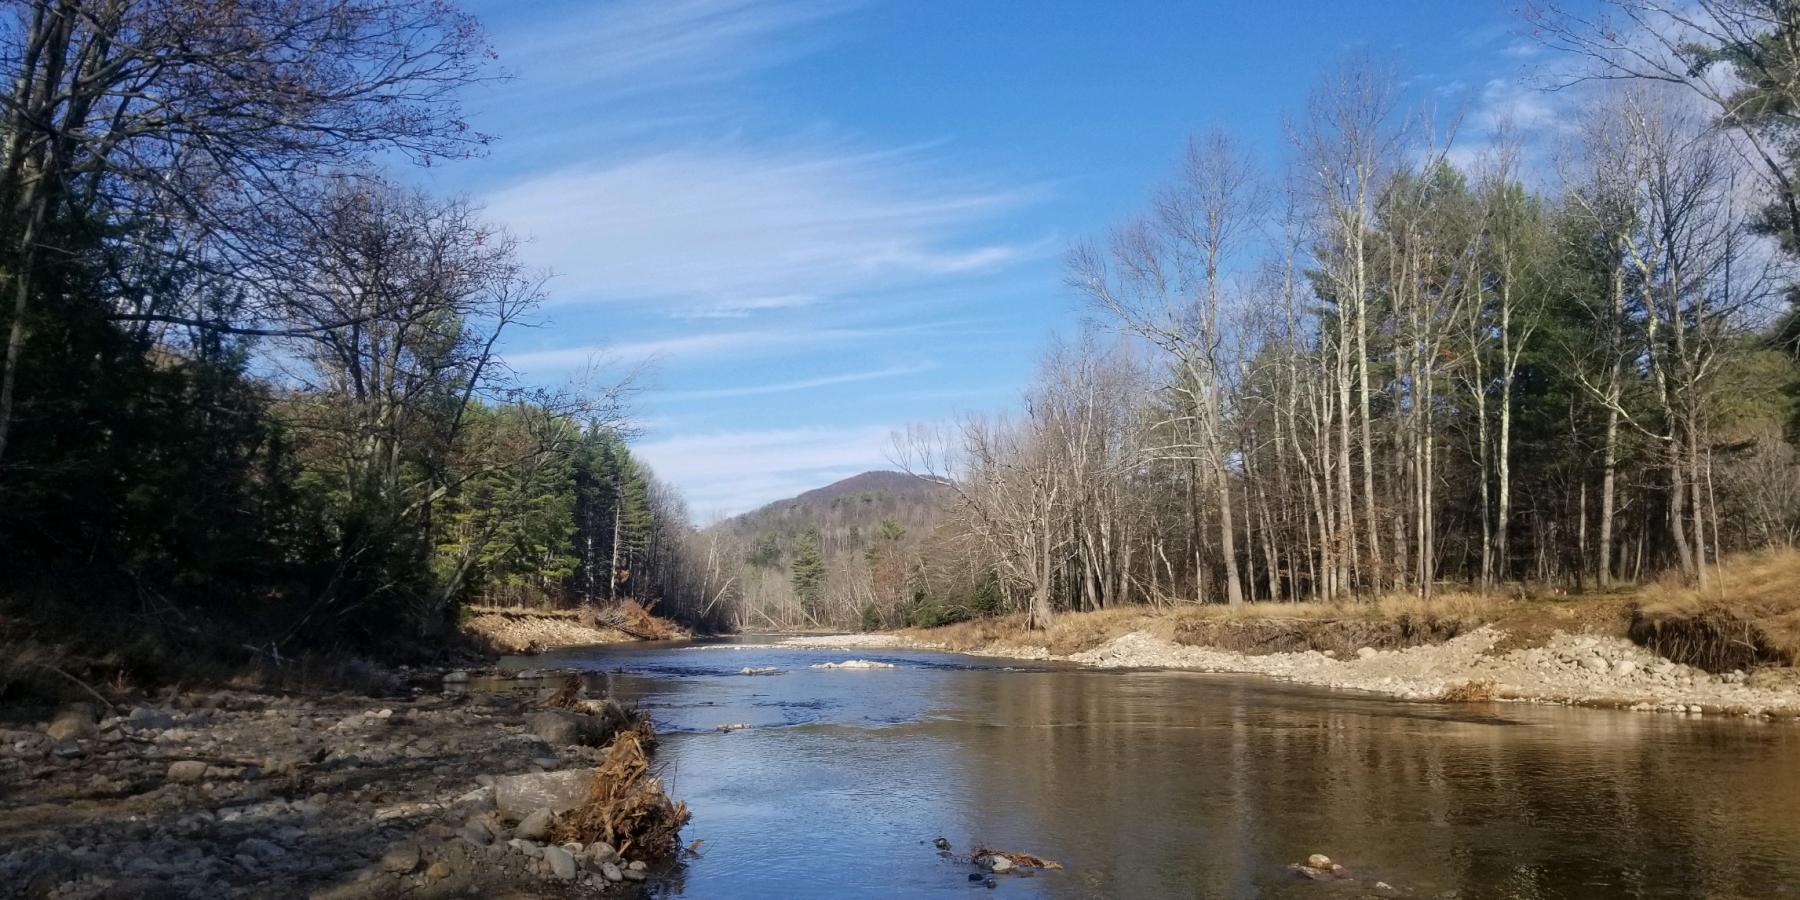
[502,636,1800,899]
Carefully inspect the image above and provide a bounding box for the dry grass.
[554,731,689,859]
[901,554,1800,672]
[902,592,1553,658]
[1632,549,1800,671]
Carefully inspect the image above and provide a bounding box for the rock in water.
[601,862,624,882]
[493,769,594,817]
[1307,854,1332,868]
[543,846,578,880]
[515,808,555,841]
[988,856,1014,873]
[442,670,470,684]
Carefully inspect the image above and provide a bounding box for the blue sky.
[416,0,1579,519]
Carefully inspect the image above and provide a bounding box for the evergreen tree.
[790,527,827,620]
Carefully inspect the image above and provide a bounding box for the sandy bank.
[782,627,1800,719]
[463,604,685,654]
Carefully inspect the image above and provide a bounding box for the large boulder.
[493,769,593,818]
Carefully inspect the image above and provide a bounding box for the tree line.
[0,0,721,668]
[896,6,1800,627]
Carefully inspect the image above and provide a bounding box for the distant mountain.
[707,470,951,628]
[743,470,945,521]
[716,470,947,547]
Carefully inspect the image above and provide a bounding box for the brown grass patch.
[1631,550,1800,672]
[555,731,689,859]
[903,593,1534,658]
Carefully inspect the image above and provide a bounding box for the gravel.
[785,628,1800,718]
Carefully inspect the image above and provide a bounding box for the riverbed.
[518,636,1800,899]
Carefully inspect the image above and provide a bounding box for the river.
[512,637,1800,899]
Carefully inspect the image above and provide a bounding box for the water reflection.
[522,640,1800,899]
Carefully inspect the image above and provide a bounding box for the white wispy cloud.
[632,424,903,516]
[504,320,982,374]
[664,362,936,400]
[483,140,1044,310]
[489,0,858,103]
[670,295,818,320]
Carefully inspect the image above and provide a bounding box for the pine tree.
[789,527,827,620]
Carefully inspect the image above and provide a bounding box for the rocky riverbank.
[0,669,684,898]
[783,627,1800,719]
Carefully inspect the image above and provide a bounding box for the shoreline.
[0,667,680,898]
[780,626,1800,720]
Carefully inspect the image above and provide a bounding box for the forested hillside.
[703,471,978,630]
[0,1,720,691]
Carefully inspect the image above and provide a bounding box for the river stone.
[601,862,623,882]
[1307,854,1332,868]
[1355,647,1378,660]
[543,845,578,880]
[584,841,618,863]
[1581,656,1608,673]
[623,867,647,881]
[988,856,1014,874]
[628,860,647,872]
[1612,660,1637,676]
[442,670,470,684]
[236,837,285,861]
[494,769,593,817]
[515,808,554,841]
[126,706,176,730]
[46,707,98,741]
[167,760,208,783]
[380,844,420,874]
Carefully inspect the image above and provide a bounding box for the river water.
[514,637,1800,899]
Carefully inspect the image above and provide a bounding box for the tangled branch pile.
[588,601,685,641]
[556,731,689,859]
[971,846,1063,869]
